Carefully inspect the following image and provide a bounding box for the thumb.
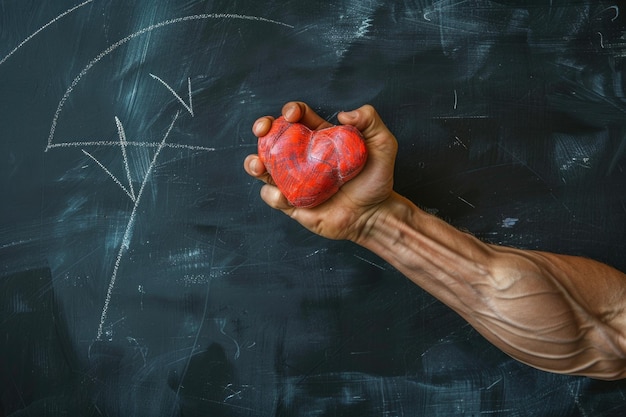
[338,104,398,159]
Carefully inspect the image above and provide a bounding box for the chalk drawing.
[48,140,216,152]
[45,13,293,151]
[26,9,295,350]
[223,383,244,402]
[485,378,502,390]
[80,115,159,203]
[0,0,93,67]
[598,32,605,49]
[449,190,476,209]
[432,115,489,119]
[600,5,620,22]
[217,317,241,360]
[150,73,194,116]
[96,111,179,340]
[115,117,137,201]
[353,254,386,270]
[81,149,136,202]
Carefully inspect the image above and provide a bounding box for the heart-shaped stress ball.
[258,116,368,208]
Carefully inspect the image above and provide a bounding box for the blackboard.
[2,1,626,415]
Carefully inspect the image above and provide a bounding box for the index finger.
[252,116,274,137]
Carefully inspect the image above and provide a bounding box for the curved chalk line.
[0,0,94,67]
[45,13,294,152]
[150,74,194,116]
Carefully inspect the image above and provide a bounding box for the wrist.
[352,191,496,279]
[351,192,416,248]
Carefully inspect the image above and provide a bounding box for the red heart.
[258,116,368,208]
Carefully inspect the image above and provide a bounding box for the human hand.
[243,101,398,241]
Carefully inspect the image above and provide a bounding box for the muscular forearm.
[355,192,626,380]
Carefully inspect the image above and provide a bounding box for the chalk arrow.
[81,149,136,202]
[149,73,194,116]
[115,116,137,201]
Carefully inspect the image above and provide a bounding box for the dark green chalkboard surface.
[2,1,625,415]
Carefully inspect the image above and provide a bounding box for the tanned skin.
[244,101,626,380]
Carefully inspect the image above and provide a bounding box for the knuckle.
[361,104,376,113]
[360,104,377,119]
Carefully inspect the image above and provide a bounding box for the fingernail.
[250,158,259,173]
[252,119,264,135]
[284,104,297,120]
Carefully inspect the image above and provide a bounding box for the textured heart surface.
[258,116,368,208]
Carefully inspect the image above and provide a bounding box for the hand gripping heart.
[258,116,368,208]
